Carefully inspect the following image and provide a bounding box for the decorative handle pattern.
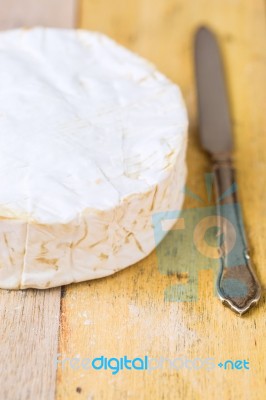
[212,154,261,314]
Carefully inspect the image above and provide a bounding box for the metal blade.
[194,26,233,154]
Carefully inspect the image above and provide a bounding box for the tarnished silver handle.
[212,153,261,315]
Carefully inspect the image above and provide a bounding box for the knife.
[194,26,261,315]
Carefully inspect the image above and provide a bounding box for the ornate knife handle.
[212,153,261,315]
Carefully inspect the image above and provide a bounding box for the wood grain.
[56,0,266,399]
[0,289,61,400]
[0,1,76,399]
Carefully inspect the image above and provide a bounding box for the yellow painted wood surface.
[0,0,262,398]
[54,0,266,399]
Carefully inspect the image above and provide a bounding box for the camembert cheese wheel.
[0,28,188,289]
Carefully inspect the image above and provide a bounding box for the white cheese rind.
[0,28,188,289]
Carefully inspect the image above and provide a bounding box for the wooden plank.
[56,0,266,399]
[0,289,61,400]
[0,0,77,29]
[0,1,76,399]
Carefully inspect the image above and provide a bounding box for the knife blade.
[194,26,261,315]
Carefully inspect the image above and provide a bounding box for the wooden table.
[1,1,266,399]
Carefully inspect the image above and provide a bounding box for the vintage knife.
[194,26,261,315]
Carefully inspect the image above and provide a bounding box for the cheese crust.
[0,28,188,289]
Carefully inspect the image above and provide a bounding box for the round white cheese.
[0,28,188,289]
